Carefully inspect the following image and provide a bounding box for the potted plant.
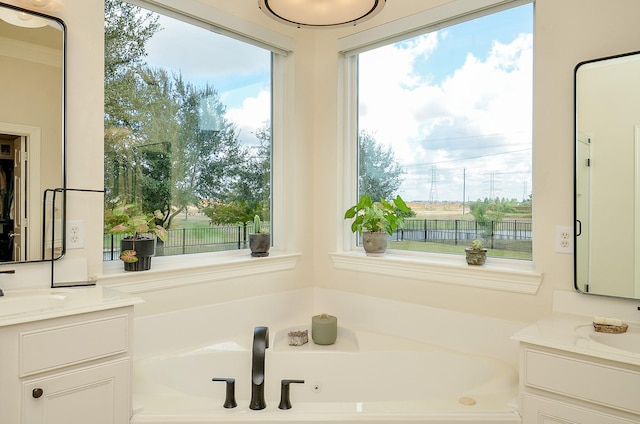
[249,214,270,257]
[106,204,168,271]
[465,239,487,265]
[344,194,411,255]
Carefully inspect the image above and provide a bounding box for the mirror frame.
[0,1,66,264]
[573,49,640,300]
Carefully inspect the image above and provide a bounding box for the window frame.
[100,0,299,291]
[332,0,542,295]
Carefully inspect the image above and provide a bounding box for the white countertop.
[0,286,143,327]
[512,313,640,367]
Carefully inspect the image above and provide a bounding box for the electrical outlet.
[67,220,84,249]
[555,225,573,254]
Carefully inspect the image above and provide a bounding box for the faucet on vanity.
[249,326,269,410]
[0,269,16,296]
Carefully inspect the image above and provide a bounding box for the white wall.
[4,0,640,324]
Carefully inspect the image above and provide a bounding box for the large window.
[357,3,533,260]
[103,1,272,260]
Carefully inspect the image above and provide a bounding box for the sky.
[143,14,271,146]
[142,3,533,203]
[359,4,533,202]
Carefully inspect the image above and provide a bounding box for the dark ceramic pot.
[249,233,270,257]
[121,237,155,271]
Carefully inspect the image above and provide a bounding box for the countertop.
[0,285,143,327]
[512,313,640,367]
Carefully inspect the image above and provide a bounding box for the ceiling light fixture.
[258,0,385,28]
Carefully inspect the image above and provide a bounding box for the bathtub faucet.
[249,326,269,410]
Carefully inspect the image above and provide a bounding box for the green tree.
[358,131,404,201]
[203,125,272,226]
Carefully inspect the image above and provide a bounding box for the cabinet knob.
[32,388,44,398]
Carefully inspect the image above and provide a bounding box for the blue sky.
[142,3,533,203]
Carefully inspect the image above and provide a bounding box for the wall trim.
[98,251,301,294]
[330,251,542,294]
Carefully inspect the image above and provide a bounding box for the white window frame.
[99,0,300,293]
[330,0,542,295]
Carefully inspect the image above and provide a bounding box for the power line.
[403,148,531,168]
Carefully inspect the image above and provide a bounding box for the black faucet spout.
[249,326,269,410]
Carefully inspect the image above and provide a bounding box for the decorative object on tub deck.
[279,379,305,410]
[312,313,338,345]
[288,330,309,346]
[465,239,487,265]
[593,316,628,333]
[248,215,270,257]
[343,194,411,255]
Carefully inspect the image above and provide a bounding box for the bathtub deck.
[132,326,520,423]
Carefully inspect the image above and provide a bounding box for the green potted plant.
[465,239,487,265]
[249,214,270,257]
[106,204,168,271]
[344,194,410,255]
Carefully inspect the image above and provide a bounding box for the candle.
[312,313,337,345]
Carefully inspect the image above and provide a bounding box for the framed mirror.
[574,50,640,300]
[0,2,65,263]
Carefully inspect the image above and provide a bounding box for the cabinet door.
[522,394,639,424]
[22,359,130,424]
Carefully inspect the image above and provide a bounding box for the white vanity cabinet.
[514,317,640,424]
[0,303,136,424]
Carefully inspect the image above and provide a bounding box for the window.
[103,0,273,261]
[357,3,533,260]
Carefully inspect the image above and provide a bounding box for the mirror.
[574,50,640,300]
[0,2,65,263]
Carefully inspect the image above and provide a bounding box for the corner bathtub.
[131,326,520,424]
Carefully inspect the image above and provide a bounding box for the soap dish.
[593,322,628,334]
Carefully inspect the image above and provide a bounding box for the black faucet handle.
[212,377,237,408]
[278,379,305,410]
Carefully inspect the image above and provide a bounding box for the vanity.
[0,287,142,424]
[513,315,640,424]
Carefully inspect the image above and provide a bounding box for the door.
[13,137,26,261]
[22,360,130,424]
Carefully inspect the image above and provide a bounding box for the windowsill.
[97,250,301,294]
[329,249,542,295]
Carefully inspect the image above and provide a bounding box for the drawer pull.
[32,388,43,398]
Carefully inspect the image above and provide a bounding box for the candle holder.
[312,313,337,345]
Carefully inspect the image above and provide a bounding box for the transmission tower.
[429,166,438,202]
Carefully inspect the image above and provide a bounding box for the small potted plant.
[344,194,411,255]
[465,239,487,265]
[106,204,168,271]
[249,214,270,257]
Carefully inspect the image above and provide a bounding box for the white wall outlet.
[555,225,573,254]
[67,220,84,249]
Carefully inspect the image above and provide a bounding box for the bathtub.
[131,326,520,424]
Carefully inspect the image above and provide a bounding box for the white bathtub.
[131,326,520,424]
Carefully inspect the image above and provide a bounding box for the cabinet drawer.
[20,315,129,376]
[524,349,640,414]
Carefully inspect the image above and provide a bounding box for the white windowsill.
[97,250,301,294]
[329,250,542,295]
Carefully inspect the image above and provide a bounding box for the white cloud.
[359,32,533,201]
[225,89,271,145]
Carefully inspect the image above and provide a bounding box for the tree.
[358,131,404,201]
[203,125,272,226]
[104,0,271,233]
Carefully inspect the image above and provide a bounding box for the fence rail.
[103,219,532,260]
